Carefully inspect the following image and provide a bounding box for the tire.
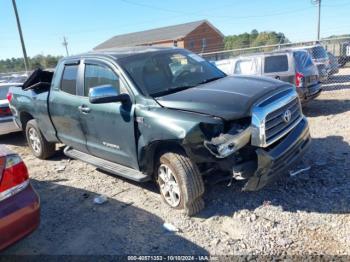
[25,119,55,159]
[155,151,205,216]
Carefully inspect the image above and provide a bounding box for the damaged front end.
[202,117,311,191]
[243,118,311,191]
[203,121,251,159]
[201,89,311,191]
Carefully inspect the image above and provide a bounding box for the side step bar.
[64,147,150,182]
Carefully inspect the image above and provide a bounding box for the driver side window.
[84,64,127,97]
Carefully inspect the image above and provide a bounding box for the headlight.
[204,124,251,158]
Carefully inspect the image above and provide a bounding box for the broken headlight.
[204,121,251,158]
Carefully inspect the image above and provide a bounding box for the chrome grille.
[251,88,303,148]
[265,98,302,144]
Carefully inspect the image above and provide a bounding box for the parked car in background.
[327,52,340,75]
[9,47,311,215]
[8,75,28,84]
[0,146,40,251]
[324,40,350,67]
[0,83,22,135]
[0,74,27,85]
[292,44,330,82]
[215,49,321,103]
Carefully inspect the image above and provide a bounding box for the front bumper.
[0,184,40,251]
[243,117,311,191]
[0,117,22,135]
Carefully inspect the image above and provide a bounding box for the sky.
[1,0,349,59]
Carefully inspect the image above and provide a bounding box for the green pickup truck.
[9,47,311,215]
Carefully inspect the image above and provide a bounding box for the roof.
[64,46,178,61]
[94,20,223,50]
[229,48,309,59]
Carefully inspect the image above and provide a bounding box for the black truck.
[9,47,311,215]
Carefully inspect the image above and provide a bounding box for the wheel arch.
[139,140,187,177]
[20,111,34,130]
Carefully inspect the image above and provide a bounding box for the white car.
[0,83,22,135]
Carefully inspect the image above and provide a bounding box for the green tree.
[0,55,62,73]
[224,30,289,50]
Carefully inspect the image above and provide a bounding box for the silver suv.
[215,49,322,103]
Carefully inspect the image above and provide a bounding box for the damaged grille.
[265,98,302,144]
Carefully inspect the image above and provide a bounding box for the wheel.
[156,151,205,216]
[26,119,55,159]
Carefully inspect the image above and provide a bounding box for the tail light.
[6,92,13,103]
[0,107,12,117]
[295,72,304,88]
[0,155,29,202]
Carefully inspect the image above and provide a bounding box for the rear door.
[293,51,319,88]
[78,59,139,169]
[49,60,88,152]
[263,54,294,84]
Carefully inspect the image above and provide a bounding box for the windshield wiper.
[197,76,225,85]
[151,84,196,97]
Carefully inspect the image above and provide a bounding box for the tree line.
[0,55,62,73]
[224,29,289,50]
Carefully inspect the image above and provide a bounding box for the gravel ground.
[1,68,350,256]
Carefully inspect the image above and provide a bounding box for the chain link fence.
[201,37,350,95]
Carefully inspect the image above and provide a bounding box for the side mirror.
[89,85,129,104]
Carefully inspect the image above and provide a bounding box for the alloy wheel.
[158,164,181,207]
[28,127,41,154]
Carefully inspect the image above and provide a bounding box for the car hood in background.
[155,76,292,120]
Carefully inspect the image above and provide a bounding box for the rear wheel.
[26,119,55,159]
[156,151,205,216]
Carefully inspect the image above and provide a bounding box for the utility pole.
[312,0,322,41]
[12,0,29,72]
[62,36,69,56]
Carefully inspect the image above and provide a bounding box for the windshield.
[118,50,226,97]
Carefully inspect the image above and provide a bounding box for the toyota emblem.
[283,110,292,123]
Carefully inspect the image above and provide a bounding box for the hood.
[155,76,292,120]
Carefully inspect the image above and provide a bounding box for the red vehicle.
[0,146,40,251]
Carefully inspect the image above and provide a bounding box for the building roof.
[94,20,223,50]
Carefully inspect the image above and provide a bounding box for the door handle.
[78,105,91,114]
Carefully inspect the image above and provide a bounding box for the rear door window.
[61,65,78,95]
[264,55,288,73]
[234,59,258,75]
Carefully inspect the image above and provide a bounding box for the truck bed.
[9,69,59,143]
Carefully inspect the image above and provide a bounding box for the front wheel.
[156,151,205,216]
[26,119,55,159]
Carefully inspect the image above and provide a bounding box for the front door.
[78,60,139,169]
[49,60,88,152]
